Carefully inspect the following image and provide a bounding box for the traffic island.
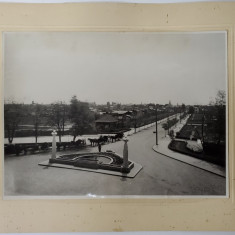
[39,131,142,178]
[39,151,142,178]
[152,138,225,177]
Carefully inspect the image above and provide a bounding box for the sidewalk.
[153,136,225,177]
[152,115,226,177]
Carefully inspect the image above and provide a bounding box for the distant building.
[111,110,132,127]
[95,110,133,132]
[111,110,132,117]
[95,115,118,132]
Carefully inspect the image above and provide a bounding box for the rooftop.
[112,110,132,115]
[95,115,118,123]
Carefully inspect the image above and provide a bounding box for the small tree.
[162,123,168,137]
[181,103,186,112]
[188,106,195,114]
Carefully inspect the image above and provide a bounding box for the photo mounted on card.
[3,31,228,198]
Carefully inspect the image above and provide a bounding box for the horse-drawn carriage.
[88,133,124,146]
[5,143,42,155]
[56,139,86,150]
[4,138,87,156]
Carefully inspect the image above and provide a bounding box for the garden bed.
[168,140,225,167]
[176,124,202,140]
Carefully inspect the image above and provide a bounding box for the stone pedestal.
[51,130,57,159]
[122,137,129,172]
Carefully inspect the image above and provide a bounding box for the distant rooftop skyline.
[4,31,227,105]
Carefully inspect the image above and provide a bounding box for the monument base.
[39,151,142,178]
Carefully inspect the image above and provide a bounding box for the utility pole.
[201,110,205,144]
[134,113,137,133]
[155,104,158,145]
[180,108,181,123]
[167,115,170,135]
[32,103,39,144]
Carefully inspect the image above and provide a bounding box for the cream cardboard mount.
[0,2,235,233]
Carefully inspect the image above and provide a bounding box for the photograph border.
[2,30,229,200]
[0,2,234,232]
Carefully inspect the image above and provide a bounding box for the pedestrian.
[98,142,102,152]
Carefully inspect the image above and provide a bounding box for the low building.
[95,114,118,132]
[111,110,132,128]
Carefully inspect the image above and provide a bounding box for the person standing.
[98,142,102,152]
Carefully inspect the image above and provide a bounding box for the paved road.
[4,122,226,197]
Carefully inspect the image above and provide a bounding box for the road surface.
[4,122,226,197]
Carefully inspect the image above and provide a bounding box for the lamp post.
[167,115,170,135]
[179,107,182,124]
[32,111,38,144]
[201,109,205,144]
[155,104,158,145]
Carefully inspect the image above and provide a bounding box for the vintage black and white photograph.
[3,31,227,197]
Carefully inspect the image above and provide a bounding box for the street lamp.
[155,104,158,145]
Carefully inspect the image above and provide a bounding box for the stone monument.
[122,136,129,173]
[51,130,57,159]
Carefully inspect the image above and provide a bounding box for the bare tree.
[4,103,23,144]
[206,90,226,144]
[47,102,68,143]
[215,90,226,144]
[31,103,44,143]
[215,90,226,106]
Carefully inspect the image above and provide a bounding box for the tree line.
[4,96,95,144]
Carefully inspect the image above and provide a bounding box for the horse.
[88,138,99,146]
[98,135,109,144]
[115,133,124,140]
[109,135,117,143]
[109,133,124,143]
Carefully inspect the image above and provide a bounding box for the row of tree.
[162,117,179,137]
[4,96,94,144]
[5,91,225,145]
[4,97,183,144]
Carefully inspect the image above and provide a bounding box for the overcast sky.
[4,31,226,105]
